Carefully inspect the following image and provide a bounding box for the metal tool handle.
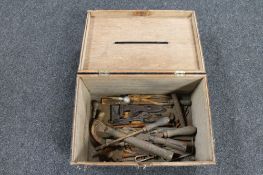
[144,117,170,131]
[105,126,174,161]
[149,136,188,152]
[163,126,197,138]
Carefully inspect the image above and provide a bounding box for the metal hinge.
[174,71,186,76]
[98,70,110,76]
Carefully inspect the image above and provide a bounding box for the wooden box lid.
[78,10,205,74]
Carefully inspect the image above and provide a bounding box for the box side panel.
[191,12,205,72]
[71,160,215,167]
[79,74,203,98]
[89,10,193,17]
[71,77,91,162]
[78,12,91,72]
[191,76,215,162]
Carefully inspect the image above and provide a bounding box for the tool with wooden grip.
[148,136,193,153]
[102,95,171,105]
[94,119,174,161]
[95,117,170,151]
[103,94,191,106]
[157,126,197,138]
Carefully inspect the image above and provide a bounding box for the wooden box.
[71,10,215,166]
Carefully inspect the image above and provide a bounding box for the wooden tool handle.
[149,136,188,152]
[164,126,197,138]
[144,117,170,131]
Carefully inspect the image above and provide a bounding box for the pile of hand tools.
[90,94,197,162]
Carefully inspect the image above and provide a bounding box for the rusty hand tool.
[110,112,149,125]
[171,94,185,127]
[110,112,162,126]
[101,96,131,104]
[95,117,170,151]
[184,105,193,126]
[93,149,136,162]
[136,133,193,153]
[120,104,165,115]
[127,95,171,105]
[102,94,191,106]
[105,139,127,147]
[109,149,139,161]
[112,121,145,128]
[109,148,155,162]
[102,95,171,105]
[110,104,164,124]
[127,95,191,106]
[156,126,197,138]
[148,136,193,153]
[93,119,174,161]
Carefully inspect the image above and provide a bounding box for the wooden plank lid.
[78,10,205,74]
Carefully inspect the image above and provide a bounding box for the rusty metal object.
[109,149,138,161]
[128,95,170,105]
[102,95,171,105]
[96,117,170,151]
[120,104,164,115]
[171,94,185,127]
[101,96,130,104]
[110,104,165,125]
[184,106,193,126]
[109,147,155,162]
[102,94,190,106]
[113,121,145,128]
[111,112,162,126]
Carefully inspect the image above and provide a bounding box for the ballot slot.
[114,41,169,44]
[71,74,215,165]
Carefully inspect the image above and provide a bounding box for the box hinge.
[98,70,110,76]
[174,71,186,76]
